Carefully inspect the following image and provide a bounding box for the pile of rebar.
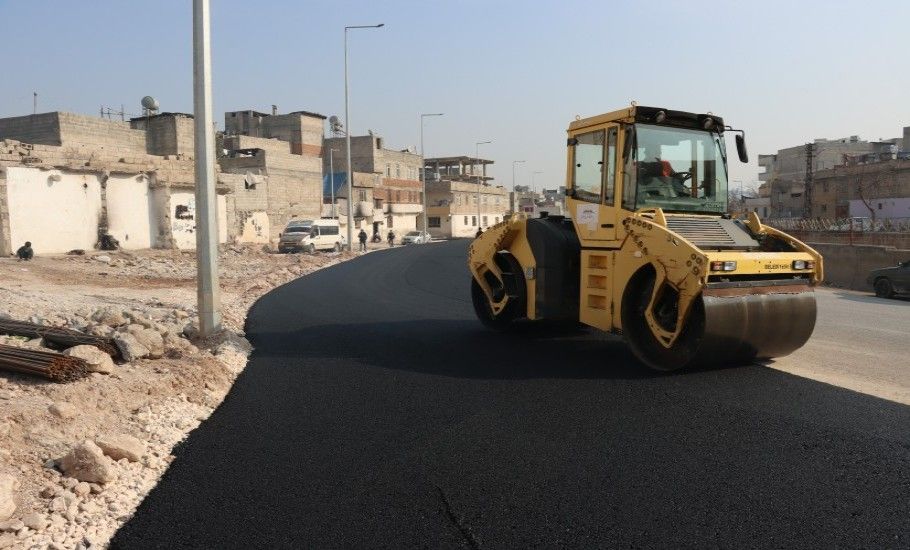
[0,319,118,358]
[0,345,90,382]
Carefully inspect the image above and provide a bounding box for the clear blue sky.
[2,0,908,192]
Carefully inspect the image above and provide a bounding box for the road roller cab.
[468,105,823,371]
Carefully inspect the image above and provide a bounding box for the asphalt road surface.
[113,240,910,549]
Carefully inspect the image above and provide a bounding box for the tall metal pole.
[192,0,221,337]
[420,113,443,239]
[475,140,491,229]
[329,149,335,218]
[532,171,543,191]
[344,23,384,252]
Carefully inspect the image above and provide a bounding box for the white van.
[279,219,346,253]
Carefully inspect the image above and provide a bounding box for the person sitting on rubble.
[16,241,34,261]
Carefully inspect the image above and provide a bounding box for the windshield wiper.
[714,132,728,167]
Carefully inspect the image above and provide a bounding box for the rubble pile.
[0,245,351,549]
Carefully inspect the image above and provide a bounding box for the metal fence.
[765,217,910,233]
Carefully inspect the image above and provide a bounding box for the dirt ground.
[0,244,359,549]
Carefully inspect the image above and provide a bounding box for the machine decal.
[577,203,598,230]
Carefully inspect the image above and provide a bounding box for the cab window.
[572,130,605,203]
[604,127,617,205]
[622,126,637,210]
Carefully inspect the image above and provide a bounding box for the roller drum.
[695,285,817,365]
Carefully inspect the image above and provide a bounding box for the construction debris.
[0,319,118,358]
[0,244,352,548]
[0,345,89,382]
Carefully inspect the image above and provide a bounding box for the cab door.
[567,125,620,242]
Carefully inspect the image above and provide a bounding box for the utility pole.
[192,0,221,337]
[511,160,525,192]
[420,113,444,239]
[532,170,543,192]
[803,143,814,219]
[475,141,491,229]
[344,23,384,252]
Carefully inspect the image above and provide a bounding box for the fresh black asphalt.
[112,240,910,549]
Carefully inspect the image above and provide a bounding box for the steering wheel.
[674,171,692,182]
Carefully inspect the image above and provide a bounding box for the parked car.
[277,220,313,253]
[867,260,910,298]
[278,219,346,253]
[401,231,431,245]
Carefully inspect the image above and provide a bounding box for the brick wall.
[56,112,147,154]
[223,135,291,156]
[0,113,62,146]
[0,169,10,255]
[131,115,195,157]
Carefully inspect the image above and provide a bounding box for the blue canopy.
[323,172,348,195]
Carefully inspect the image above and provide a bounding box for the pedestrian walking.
[358,229,368,252]
[387,230,396,247]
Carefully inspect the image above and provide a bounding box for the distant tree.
[851,162,894,223]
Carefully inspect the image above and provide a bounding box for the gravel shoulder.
[0,244,361,549]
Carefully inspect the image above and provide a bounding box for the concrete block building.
[219,109,326,242]
[323,133,423,236]
[0,112,234,255]
[758,130,906,217]
[810,158,910,219]
[424,156,508,238]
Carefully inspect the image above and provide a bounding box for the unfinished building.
[424,156,508,238]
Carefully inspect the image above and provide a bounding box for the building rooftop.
[225,109,327,120]
[426,156,494,165]
[287,110,327,120]
[128,112,194,122]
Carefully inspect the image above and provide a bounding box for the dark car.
[867,260,910,298]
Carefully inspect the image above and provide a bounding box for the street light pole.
[475,140,491,229]
[192,0,220,337]
[344,23,384,252]
[532,170,543,192]
[420,113,444,240]
[512,160,525,192]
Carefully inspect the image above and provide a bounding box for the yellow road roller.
[468,106,823,371]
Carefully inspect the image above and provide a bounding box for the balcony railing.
[388,203,423,214]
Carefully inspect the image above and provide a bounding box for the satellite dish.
[141,96,159,111]
[328,115,344,136]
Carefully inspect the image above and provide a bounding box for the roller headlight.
[792,260,815,270]
[710,260,737,272]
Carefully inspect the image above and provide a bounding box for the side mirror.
[735,134,749,163]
